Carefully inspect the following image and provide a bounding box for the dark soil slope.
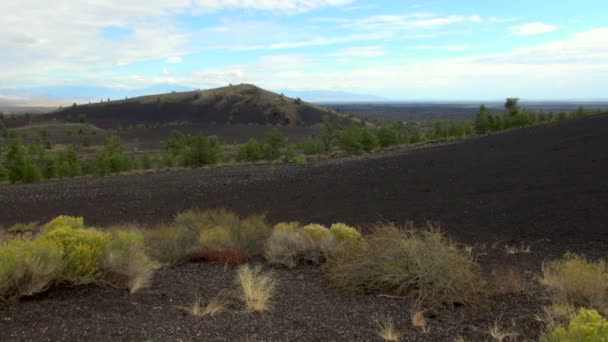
[1,115,607,246]
[44,84,345,128]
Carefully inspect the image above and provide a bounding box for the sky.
[1,0,607,104]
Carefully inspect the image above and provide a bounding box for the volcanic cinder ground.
[1,114,607,341]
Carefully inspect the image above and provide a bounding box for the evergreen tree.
[474,104,492,134]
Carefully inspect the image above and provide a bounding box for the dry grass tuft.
[504,243,531,255]
[375,317,402,342]
[490,266,528,294]
[237,264,275,312]
[541,253,608,309]
[488,321,517,342]
[536,302,577,330]
[411,309,430,333]
[203,291,232,316]
[185,295,205,317]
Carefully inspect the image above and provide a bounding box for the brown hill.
[46,84,350,129]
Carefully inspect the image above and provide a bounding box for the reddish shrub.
[189,249,250,266]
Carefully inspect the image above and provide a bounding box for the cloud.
[510,22,558,36]
[175,28,608,99]
[0,0,354,88]
[329,46,385,57]
[166,56,183,64]
[344,13,482,30]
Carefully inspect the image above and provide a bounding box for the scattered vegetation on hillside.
[0,99,604,184]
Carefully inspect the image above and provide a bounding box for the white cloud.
[344,13,482,30]
[175,28,608,99]
[166,56,183,64]
[0,0,354,88]
[329,46,385,57]
[510,22,558,36]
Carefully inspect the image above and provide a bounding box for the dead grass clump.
[203,290,232,316]
[102,228,158,293]
[7,222,39,235]
[411,309,430,333]
[375,317,402,341]
[237,264,275,312]
[144,224,199,265]
[326,225,482,306]
[504,243,531,255]
[185,295,205,317]
[490,266,528,294]
[537,302,577,330]
[541,253,608,309]
[189,249,249,266]
[488,321,517,342]
[264,228,325,268]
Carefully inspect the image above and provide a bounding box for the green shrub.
[144,224,199,265]
[299,138,325,155]
[182,134,220,167]
[140,153,152,170]
[541,254,608,310]
[326,225,482,306]
[263,128,287,160]
[540,308,608,342]
[237,138,266,161]
[339,124,379,153]
[377,123,406,147]
[0,164,7,182]
[102,229,157,293]
[0,238,64,300]
[21,160,41,183]
[41,226,111,284]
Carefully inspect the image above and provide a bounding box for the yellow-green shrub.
[326,225,482,307]
[541,253,608,309]
[175,208,271,256]
[199,227,232,250]
[540,308,608,342]
[273,222,300,233]
[144,224,199,265]
[41,226,110,284]
[44,215,84,231]
[329,223,362,243]
[102,229,157,293]
[0,238,64,300]
[302,224,330,241]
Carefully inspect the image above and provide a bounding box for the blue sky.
[1,0,607,104]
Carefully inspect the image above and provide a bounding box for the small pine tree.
[474,105,492,134]
[141,153,152,170]
[263,128,286,160]
[182,134,220,167]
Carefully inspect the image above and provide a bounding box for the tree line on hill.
[0,99,604,184]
